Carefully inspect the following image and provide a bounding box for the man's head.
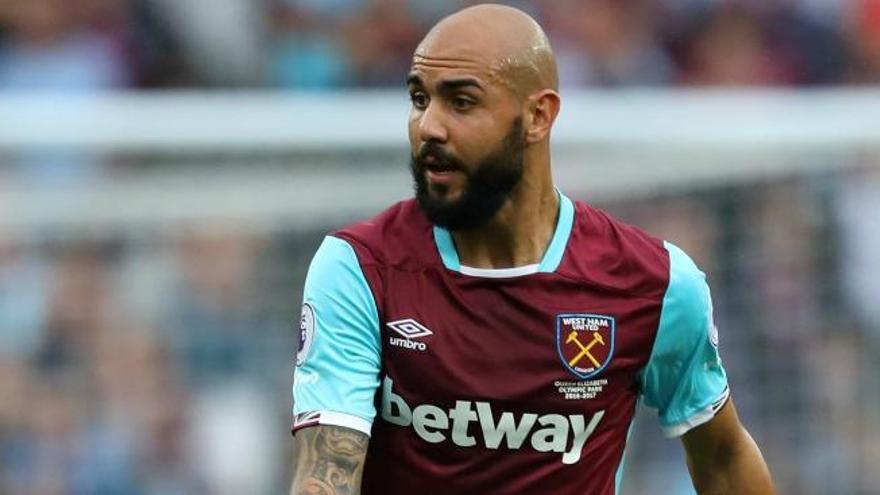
[407,3,561,230]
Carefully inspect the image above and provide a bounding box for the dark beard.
[411,117,525,231]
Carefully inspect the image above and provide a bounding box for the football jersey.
[292,192,729,495]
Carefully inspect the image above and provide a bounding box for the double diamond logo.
[387,319,433,351]
[387,319,433,339]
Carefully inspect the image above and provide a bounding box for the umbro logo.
[388,319,433,339]
[387,319,433,351]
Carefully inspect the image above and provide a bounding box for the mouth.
[422,155,459,174]
[420,156,462,187]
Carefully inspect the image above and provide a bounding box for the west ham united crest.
[556,314,615,379]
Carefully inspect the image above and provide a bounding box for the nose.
[415,101,449,144]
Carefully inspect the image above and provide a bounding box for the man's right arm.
[290,426,369,495]
[290,236,381,495]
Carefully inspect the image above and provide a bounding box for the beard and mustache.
[410,117,525,231]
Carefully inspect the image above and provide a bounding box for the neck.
[450,159,558,269]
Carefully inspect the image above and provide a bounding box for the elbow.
[689,426,775,494]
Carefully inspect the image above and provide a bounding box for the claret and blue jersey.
[292,191,729,495]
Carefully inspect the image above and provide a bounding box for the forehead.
[409,27,507,81]
[410,54,487,80]
[415,24,499,63]
[409,51,519,95]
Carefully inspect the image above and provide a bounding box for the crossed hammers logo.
[566,330,605,369]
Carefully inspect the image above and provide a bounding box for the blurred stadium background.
[1,0,879,494]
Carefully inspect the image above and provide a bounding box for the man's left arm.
[642,242,776,494]
[682,398,776,495]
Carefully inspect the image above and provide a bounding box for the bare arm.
[290,425,369,495]
[681,398,776,495]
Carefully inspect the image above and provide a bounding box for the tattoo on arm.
[292,426,369,495]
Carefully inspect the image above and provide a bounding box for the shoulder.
[659,241,714,343]
[560,201,670,300]
[332,198,435,269]
[664,242,709,302]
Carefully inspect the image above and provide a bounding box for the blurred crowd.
[611,170,880,494]
[0,224,300,494]
[2,0,880,90]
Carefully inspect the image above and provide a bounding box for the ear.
[524,89,561,144]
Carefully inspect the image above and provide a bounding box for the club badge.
[556,314,615,379]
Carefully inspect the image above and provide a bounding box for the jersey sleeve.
[639,241,730,438]
[292,235,381,437]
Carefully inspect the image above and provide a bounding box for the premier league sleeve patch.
[296,302,316,367]
[556,314,615,379]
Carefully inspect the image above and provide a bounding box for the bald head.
[414,4,558,97]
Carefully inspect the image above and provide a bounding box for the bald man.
[290,4,775,495]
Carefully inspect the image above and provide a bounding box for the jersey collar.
[432,190,574,277]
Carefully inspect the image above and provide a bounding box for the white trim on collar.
[458,263,540,278]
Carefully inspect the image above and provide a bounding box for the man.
[290,4,776,494]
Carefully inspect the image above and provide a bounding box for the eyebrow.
[438,78,484,93]
[406,74,484,93]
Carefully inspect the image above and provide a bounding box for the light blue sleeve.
[640,241,729,437]
[292,236,381,436]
